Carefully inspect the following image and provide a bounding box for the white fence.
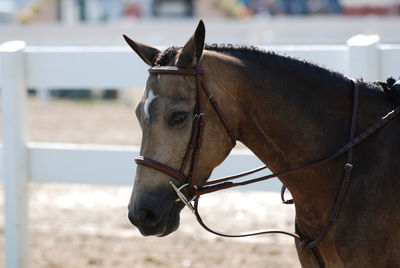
[0,35,400,267]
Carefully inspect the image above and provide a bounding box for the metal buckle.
[344,163,353,169]
[169,181,196,214]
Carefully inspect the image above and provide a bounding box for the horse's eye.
[168,111,188,127]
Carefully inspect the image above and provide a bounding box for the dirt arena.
[0,97,301,267]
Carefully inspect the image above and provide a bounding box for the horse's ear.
[176,20,205,68]
[123,34,160,66]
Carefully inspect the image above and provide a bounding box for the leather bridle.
[134,59,400,255]
[135,61,236,198]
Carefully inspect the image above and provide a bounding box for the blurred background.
[0,0,400,46]
[1,0,399,101]
[1,0,400,24]
[0,1,399,268]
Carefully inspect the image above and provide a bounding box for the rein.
[134,60,400,251]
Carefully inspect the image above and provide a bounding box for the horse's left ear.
[123,34,160,66]
[177,20,205,68]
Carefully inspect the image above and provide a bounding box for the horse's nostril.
[137,207,159,227]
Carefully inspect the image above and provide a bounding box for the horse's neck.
[204,51,356,226]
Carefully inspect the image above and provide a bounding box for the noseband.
[134,60,400,256]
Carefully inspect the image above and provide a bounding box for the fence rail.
[1,35,400,267]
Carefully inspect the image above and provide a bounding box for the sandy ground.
[0,97,301,267]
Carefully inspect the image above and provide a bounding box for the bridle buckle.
[344,163,353,169]
[169,181,196,214]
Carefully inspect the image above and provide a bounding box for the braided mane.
[154,43,399,104]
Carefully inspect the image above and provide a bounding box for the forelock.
[155,46,180,66]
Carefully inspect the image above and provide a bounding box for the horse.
[124,21,400,267]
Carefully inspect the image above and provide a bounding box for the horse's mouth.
[157,201,184,237]
[135,201,184,237]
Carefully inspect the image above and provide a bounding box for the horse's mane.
[155,44,273,66]
[155,44,399,104]
[156,43,347,82]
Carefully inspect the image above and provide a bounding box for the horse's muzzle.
[128,199,183,237]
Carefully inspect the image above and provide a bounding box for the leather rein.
[134,60,400,250]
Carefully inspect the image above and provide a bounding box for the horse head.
[124,21,238,236]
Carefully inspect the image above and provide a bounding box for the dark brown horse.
[124,21,400,267]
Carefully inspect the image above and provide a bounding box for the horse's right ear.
[176,20,205,68]
[123,35,160,66]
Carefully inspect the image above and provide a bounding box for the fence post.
[347,34,380,81]
[0,41,29,268]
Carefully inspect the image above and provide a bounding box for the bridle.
[135,60,236,198]
[134,59,400,259]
